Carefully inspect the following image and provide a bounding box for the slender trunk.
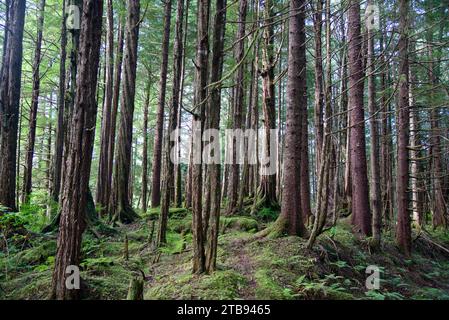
[158,0,185,245]
[204,0,226,273]
[191,0,210,274]
[396,0,411,256]
[151,0,172,208]
[367,3,382,246]
[96,0,115,213]
[141,81,150,213]
[175,0,191,208]
[313,0,324,173]
[227,0,247,214]
[110,0,140,224]
[52,0,68,202]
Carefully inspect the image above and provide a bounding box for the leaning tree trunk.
[313,0,324,175]
[151,0,172,208]
[347,0,371,236]
[22,0,46,204]
[0,0,26,212]
[396,0,411,256]
[51,0,104,300]
[110,0,141,224]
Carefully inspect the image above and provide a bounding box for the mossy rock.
[221,216,259,233]
[142,207,189,221]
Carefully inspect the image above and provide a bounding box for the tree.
[21,0,46,204]
[252,0,277,213]
[396,0,411,256]
[158,0,185,245]
[347,0,371,236]
[276,0,308,238]
[52,0,68,202]
[227,0,247,214]
[367,0,382,247]
[0,0,26,211]
[191,0,210,274]
[110,0,141,224]
[205,0,227,273]
[96,0,115,214]
[51,0,104,299]
[151,0,172,208]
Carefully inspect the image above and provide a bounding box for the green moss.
[221,216,259,233]
[254,269,294,299]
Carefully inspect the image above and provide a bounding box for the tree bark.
[51,0,104,300]
[96,0,115,214]
[110,0,140,224]
[0,0,26,211]
[227,0,247,214]
[158,0,185,245]
[191,0,210,274]
[396,0,411,256]
[21,0,46,204]
[276,0,308,238]
[151,0,172,208]
[347,0,371,236]
[252,0,277,213]
[204,0,227,273]
[52,0,68,202]
[367,0,382,247]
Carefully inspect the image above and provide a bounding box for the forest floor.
[2,207,449,300]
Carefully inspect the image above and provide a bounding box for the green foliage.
[255,207,279,222]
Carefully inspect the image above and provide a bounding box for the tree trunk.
[51,0,104,300]
[313,0,324,174]
[204,0,227,273]
[110,0,140,224]
[191,0,210,274]
[52,0,68,202]
[141,80,150,213]
[151,0,172,208]
[275,0,308,238]
[21,0,46,204]
[426,34,447,229]
[227,0,247,214]
[158,0,185,246]
[252,0,277,213]
[96,0,114,214]
[0,0,26,211]
[367,0,382,247]
[396,0,411,256]
[175,0,191,208]
[347,0,371,236]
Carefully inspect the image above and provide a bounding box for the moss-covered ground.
[1,208,449,300]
